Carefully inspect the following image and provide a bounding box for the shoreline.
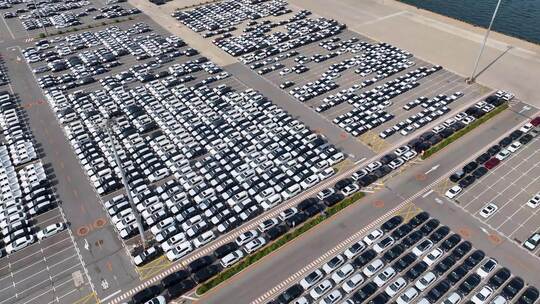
[385,0,540,51]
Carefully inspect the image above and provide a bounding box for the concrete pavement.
[198,102,539,304]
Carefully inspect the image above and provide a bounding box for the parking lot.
[447,118,540,257]
[266,211,538,304]
[0,0,140,39]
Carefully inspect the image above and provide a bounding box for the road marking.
[422,189,434,198]
[101,290,122,302]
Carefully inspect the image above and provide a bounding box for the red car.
[484,157,501,169]
[531,116,540,127]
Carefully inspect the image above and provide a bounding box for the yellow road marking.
[72,292,100,304]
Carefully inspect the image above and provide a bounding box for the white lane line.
[100,290,122,302]
[0,15,14,39]
[422,189,434,198]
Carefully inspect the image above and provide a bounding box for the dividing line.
[1,15,15,39]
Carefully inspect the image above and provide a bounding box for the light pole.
[467,0,503,84]
[31,0,49,36]
[103,118,147,247]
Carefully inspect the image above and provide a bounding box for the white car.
[373,266,396,287]
[36,223,66,240]
[445,185,462,199]
[243,237,266,254]
[523,233,540,251]
[193,230,215,248]
[300,269,323,289]
[495,149,511,160]
[423,248,443,266]
[317,188,335,200]
[322,255,345,274]
[385,277,407,297]
[490,295,507,304]
[374,236,394,253]
[479,203,498,218]
[363,229,383,245]
[526,193,540,208]
[6,235,35,254]
[471,285,493,304]
[397,287,419,304]
[309,279,332,299]
[342,273,364,293]
[258,218,279,232]
[341,184,359,197]
[236,230,258,246]
[412,239,433,256]
[443,292,462,304]
[363,259,384,277]
[278,208,298,221]
[220,250,244,268]
[330,263,354,284]
[507,141,522,153]
[161,232,186,252]
[165,241,192,261]
[477,258,498,278]
[519,123,534,133]
[415,272,437,291]
[319,290,342,304]
[344,240,366,259]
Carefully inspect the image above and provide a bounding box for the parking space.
[266,210,538,304]
[0,230,94,304]
[445,116,540,257]
[0,0,140,39]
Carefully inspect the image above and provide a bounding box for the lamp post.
[103,118,146,247]
[467,0,503,83]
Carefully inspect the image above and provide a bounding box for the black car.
[334,178,354,190]
[463,250,485,270]
[487,144,502,156]
[352,282,377,303]
[475,153,491,164]
[434,255,456,275]
[458,175,476,188]
[131,285,161,304]
[447,265,468,285]
[452,241,472,259]
[391,223,413,239]
[488,267,511,289]
[382,244,405,262]
[189,255,215,273]
[449,170,466,182]
[419,219,440,235]
[285,212,308,228]
[429,226,450,242]
[517,286,539,304]
[370,292,390,303]
[440,234,461,252]
[358,174,377,187]
[382,216,404,233]
[266,224,288,241]
[166,279,196,298]
[402,231,423,247]
[405,261,428,281]
[353,249,377,268]
[297,198,319,211]
[193,264,222,283]
[324,193,344,207]
[499,136,513,147]
[457,273,481,295]
[519,133,534,144]
[510,130,524,140]
[427,279,451,302]
[502,277,525,299]
[161,270,190,289]
[275,284,304,304]
[214,242,239,259]
[472,166,488,179]
[463,161,478,173]
[409,212,430,228]
[304,203,325,217]
[392,252,416,272]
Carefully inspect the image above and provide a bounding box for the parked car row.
[380,91,463,138]
[330,65,442,137]
[444,95,536,199]
[0,90,65,258]
[0,63,8,85]
[218,14,344,59]
[269,212,538,304]
[173,0,289,35]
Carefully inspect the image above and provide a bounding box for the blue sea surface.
[398,0,540,44]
